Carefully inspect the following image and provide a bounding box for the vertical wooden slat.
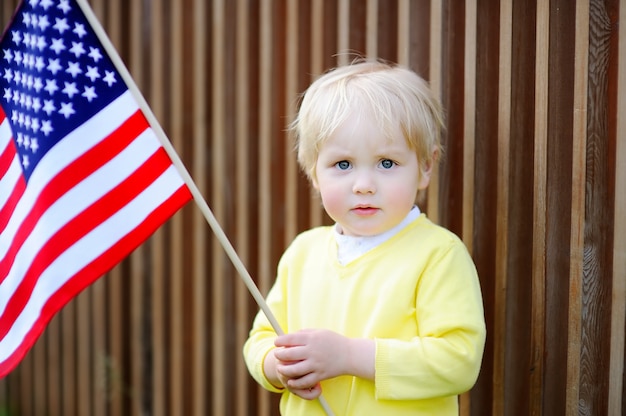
[77,290,92,416]
[285,1,299,242]
[532,1,549,415]
[427,0,443,223]
[168,0,185,413]
[235,1,252,414]
[567,0,590,414]
[460,1,477,414]
[397,0,410,65]
[192,0,208,415]
[211,0,227,415]
[366,0,378,58]
[493,1,512,414]
[128,1,145,414]
[32,323,46,415]
[309,0,325,227]
[609,4,626,414]
[462,0,476,256]
[46,314,61,416]
[338,0,350,64]
[258,3,274,415]
[19,347,32,416]
[61,301,76,415]
[149,1,167,415]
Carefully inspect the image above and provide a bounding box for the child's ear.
[418,149,439,189]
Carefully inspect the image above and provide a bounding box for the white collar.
[334,206,420,265]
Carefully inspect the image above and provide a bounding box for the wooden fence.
[1,0,624,415]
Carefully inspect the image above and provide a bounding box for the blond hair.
[290,59,444,181]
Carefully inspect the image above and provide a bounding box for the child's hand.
[272,329,374,399]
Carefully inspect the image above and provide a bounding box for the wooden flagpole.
[75,1,335,414]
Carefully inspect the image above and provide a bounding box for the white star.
[62,81,79,98]
[43,99,56,115]
[33,78,44,92]
[23,135,30,148]
[103,71,116,86]
[58,0,71,14]
[32,98,42,112]
[12,90,19,104]
[85,66,100,82]
[66,61,82,78]
[35,56,46,72]
[13,71,22,85]
[31,118,40,132]
[73,23,87,38]
[3,68,13,82]
[30,138,39,153]
[38,15,50,31]
[82,86,97,102]
[69,42,86,58]
[22,155,30,169]
[53,18,70,34]
[47,58,63,74]
[40,0,54,10]
[22,13,32,27]
[41,120,53,135]
[44,79,59,95]
[3,49,13,63]
[24,115,31,128]
[16,131,23,146]
[30,15,39,30]
[29,0,39,8]
[18,112,25,126]
[88,47,102,62]
[13,51,22,65]
[36,36,47,51]
[26,75,34,90]
[59,102,75,118]
[24,33,32,47]
[3,88,11,100]
[50,38,65,54]
[12,111,19,124]
[11,31,22,45]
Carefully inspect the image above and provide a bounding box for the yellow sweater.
[243,214,486,415]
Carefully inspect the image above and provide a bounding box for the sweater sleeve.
[374,239,486,400]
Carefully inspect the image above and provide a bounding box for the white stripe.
[0,157,21,215]
[0,116,11,150]
[0,90,139,261]
[0,127,161,315]
[0,119,21,213]
[0,165,184,361]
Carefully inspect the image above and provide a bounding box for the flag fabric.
[0,0,192,377]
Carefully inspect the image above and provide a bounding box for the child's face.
[312,111,432,237]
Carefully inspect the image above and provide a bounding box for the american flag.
[0,0,192,376]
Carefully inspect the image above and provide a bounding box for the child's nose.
[352,170,376,194]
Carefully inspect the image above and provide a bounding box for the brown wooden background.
[1,0,625,415]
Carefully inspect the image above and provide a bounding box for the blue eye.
[380,159,395,169]
[336,160,351,170]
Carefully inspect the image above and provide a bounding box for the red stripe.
[0,110,148,284]
[0,138,15,177]
[0,147,176,339]
[0,184,191,378]
[0,124,25,238]
[0,178,25,234]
